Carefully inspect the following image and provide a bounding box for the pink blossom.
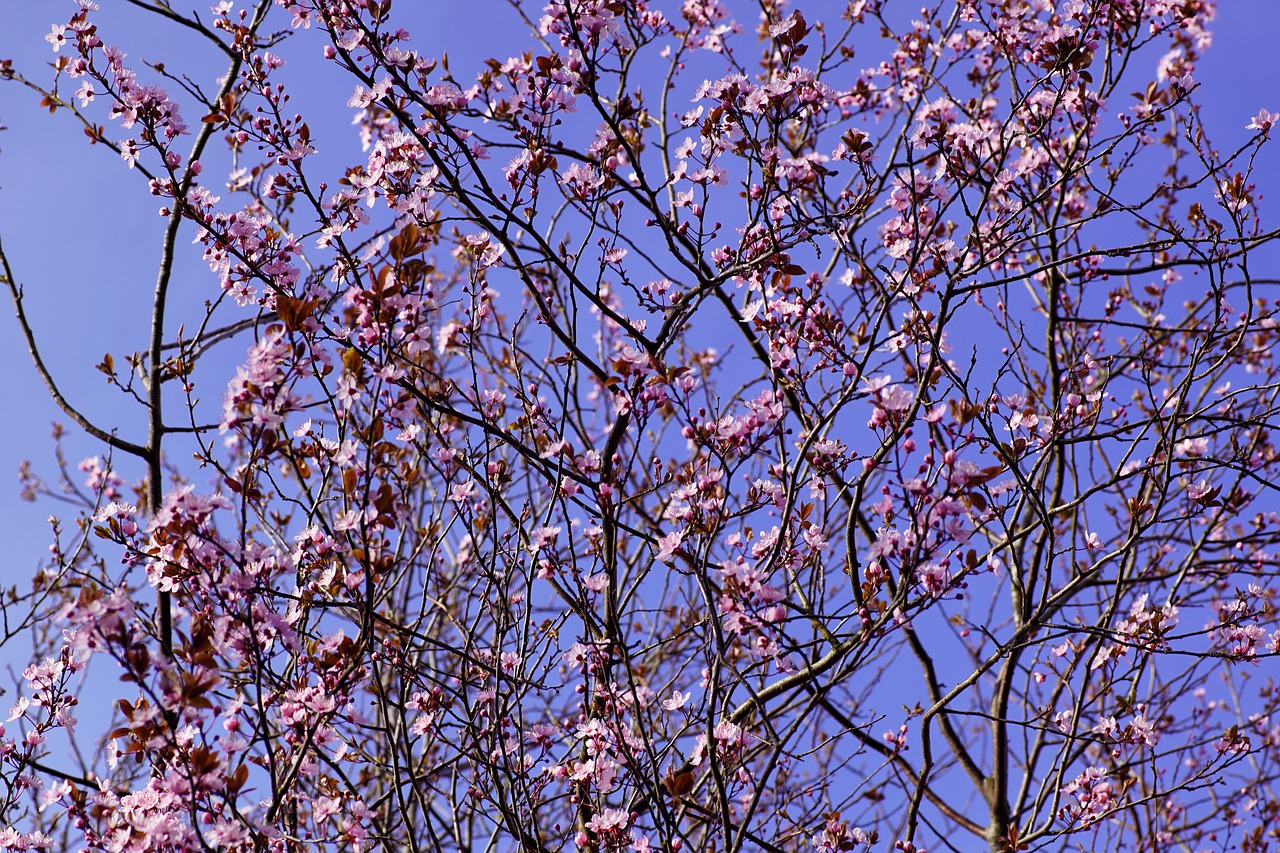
[44,25,66,51]
[916,563,951,598]
[448,480,477,503]
[1187,479,1214,502]
[662,690,690,711]
[528,525,561,553]
[655,529,685,563]
[586,807,630,835]
[1248,108,1277,133]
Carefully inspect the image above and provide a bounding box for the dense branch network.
[3,2,1280,853]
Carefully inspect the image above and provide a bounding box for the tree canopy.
[4,2,1280,852]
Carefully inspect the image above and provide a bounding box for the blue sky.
[1,0,1277,645]
[0,0,1277,696]
[0,1,527,600]
[0,2,1279,846]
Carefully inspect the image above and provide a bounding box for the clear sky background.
[0,0,1278,646]
[0,5,1276,847]
[0,0,525,611]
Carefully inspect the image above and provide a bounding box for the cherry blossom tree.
[4,1,1280,851]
